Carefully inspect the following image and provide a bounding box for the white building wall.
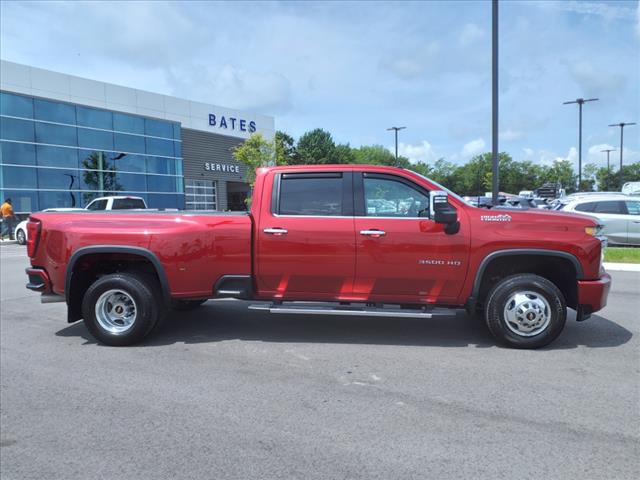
[0,60,275,140]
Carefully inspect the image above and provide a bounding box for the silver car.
[561,195,640,246]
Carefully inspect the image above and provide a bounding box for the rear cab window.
[274,172,351,216]
[86,199,108,210]
[113,198,146,210]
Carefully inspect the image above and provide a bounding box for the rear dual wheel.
[485,274,566,349]
[82,273,163,346]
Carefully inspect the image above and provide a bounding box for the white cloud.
[397,141,437,164]
[523,147,535,158]
[461,138,486,158]
[564,60,626,97]
[500,129,525,141]
[459,23,484,46]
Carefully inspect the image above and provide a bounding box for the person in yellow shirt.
[1,198,16,241]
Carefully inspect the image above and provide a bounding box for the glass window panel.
[1,141,36,165]
[113,112,144,134]
[78,128,113,150]
[112,152,145,173]
[76,106,113,129]
[173,123,181,140]
[146,137,174,156]
[148,174,176,192]
[81,191,101,207]
[37,168,79,189]
[114,133,145,154]
[145,118,173,138]
[34,98,76,124]
[115,172,146,192]
[574,202,596,212]
[1,92,34,118]
[35,122,77,146]
[594,201,625,214]
[363,177,430,217]
[2,165,37,188]
[0,189,38,212]
[174,140,182,157]
[1,117,34,142]
[86,198,108,210]
[37,145,78,168]
[148,193,182,209]
[112,197,147,209]
[78,150,112,171]
[279,176,343,216]
[39,190,80,210]
[146,156,175,175]
[626,201,640,215]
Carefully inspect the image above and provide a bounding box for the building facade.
[0,60,275,213]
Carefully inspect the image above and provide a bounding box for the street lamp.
[563,97,598,189]
[387,126,406,166]
[600,148,615,172]
[491,0,499,206]
[608,122,637,183]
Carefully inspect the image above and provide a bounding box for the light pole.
[387,126,406,166]
[608,122,637,184]
[491,0,499,206]
[563,97,598,189]
[600,148,615,172]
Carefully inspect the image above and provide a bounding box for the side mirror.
[429,190,460,234]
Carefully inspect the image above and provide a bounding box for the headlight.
[585,224,603,236]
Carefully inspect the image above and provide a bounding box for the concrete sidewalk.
[603,262,640,272]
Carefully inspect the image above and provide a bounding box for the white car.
[14,196,147,245]
[560,194,640,246]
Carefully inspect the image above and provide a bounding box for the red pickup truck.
[25,165,611,348]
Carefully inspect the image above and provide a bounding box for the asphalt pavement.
[1,242,639,480]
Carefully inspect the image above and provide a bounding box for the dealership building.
[0,60,275,213]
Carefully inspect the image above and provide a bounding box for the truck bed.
[29,210,253,299]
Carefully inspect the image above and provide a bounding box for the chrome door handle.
[360,229,386,236]
[264,228,288,235]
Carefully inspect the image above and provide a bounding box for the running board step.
[248,302,457,319]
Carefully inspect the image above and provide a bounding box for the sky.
[1,0,638,171]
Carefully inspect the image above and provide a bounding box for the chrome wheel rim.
[17,229,25,244]
[503,290,551,337]
[95,289,137,335]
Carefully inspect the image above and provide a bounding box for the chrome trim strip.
[267,307,433,318]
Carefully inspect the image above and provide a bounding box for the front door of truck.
[353,172,469,304]
[255,171,355,300]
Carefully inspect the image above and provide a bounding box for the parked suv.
[561,195,640,246]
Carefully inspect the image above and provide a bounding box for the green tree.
[81,151,122,204]
[231,133,275,187]
[274,130,296,165]
[334,143,356,164]
[596,162,640,191]
[294,128,338,164]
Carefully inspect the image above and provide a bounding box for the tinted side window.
[87,199,108,210]
[626,201,640,215]
[279,175,343,216]
[594,201,626,214]
[113,198,146,209]
[574,202,596,212]
[364,177,429,217]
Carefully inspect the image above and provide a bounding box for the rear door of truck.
[255,170,355,300]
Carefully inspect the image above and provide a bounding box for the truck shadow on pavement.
[56,300,633,349]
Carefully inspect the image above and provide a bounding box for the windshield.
[411,172,474,207]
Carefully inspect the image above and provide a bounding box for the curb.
[0,240,18,245]
[603,262,640,272]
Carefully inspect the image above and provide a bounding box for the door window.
[625,201,640,215]
[363,177,429,217]
[574,202,596,212]
[86,199,107,210]
[278,174,344,216]
[593,201,627,214]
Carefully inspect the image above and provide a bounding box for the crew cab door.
[353,172,469,304]
[255,171,355,300]
[624,199,640,245]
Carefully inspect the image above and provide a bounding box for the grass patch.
[604,247,640,264]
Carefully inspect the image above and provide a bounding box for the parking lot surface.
[1,243,639,480]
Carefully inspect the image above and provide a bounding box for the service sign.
[204,162,240,173]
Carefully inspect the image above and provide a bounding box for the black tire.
[485,274,566,349]
[172,299,207,311]
[16,228,26,245]
[81,273,162,346]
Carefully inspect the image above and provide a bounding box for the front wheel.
[16,228,26,245]
[82,273,162,346]
[485,274,566,349]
